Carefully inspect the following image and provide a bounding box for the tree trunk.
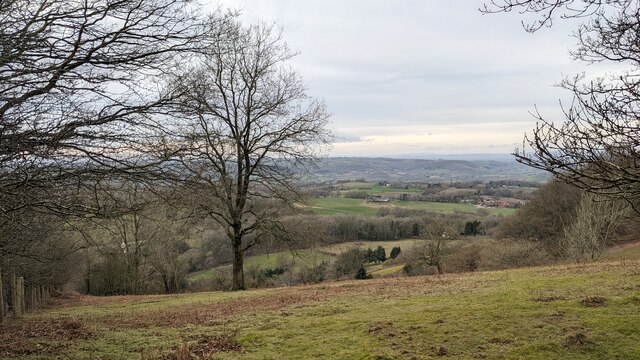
[436,263,443,275]
[231,235,245,290]
[0,265,4,324]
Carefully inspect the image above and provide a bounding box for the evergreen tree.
[375,246,387,262]
[355,265,372,280]
[463,220,482,236]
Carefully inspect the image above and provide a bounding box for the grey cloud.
[212,0,588,155]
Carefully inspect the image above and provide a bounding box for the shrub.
[333,248,366,278]
[355,265,372,280]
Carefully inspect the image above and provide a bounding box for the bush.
[402,238,552,276]
[188,269,233,292]
[444,243,481,272]
[390,246,401,259]
[333,248,366,279]
[293,262,329,285]
[354,265,372,280]
[263,267,286,278]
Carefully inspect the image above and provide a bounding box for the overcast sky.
[211,0,601,157]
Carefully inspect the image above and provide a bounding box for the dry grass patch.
[0,317,93,357]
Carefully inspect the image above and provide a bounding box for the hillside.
[310,157,549,182]
[2,256,639,359]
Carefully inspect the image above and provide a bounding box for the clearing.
[2,256,639,359]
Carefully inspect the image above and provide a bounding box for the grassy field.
[2,254,639,359]
[310,197,517,216]
[321,239,416,255]
[337,182,423,194]
[189,249,333,282]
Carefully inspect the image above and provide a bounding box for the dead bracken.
[565,333,595,347]
[531,295,563,302]
[580,296,607,307]
[0,317,92,357]
[170,335,244,359]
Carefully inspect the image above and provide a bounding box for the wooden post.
[30,287,36,310]
[11,273,20,317]
[18,277,25,315]
[0,266,4,324]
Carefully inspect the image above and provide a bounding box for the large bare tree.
[171,21,331,290]
[0,0,218,276]
[0,0,210,219]
[482,1,640,213]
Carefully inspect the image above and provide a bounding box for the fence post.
[19,277,25,313]
[11,272,20,317]
[0,266,4,324]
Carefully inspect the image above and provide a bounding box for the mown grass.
[2,256,639,359]
[310,197,516,216]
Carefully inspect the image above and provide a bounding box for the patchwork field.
[2,257,639,359]
[309,197,516,216]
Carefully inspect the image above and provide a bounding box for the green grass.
[322,239,416,255]
[310,197,516,216]
[366,185,423,194]
[309,197,380,216]
[4,259,640,359]
[369,264,405,276]
[601,241,640,261]
[394,200,517,216]
[337,182,422,194]
[188,249,333,282]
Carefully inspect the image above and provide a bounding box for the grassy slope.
[2,256,639,359]
[189,240,413,282]
[321,239,416,255]
[310,197,516,216]
[189,249,333,282]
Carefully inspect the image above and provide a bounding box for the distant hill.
[310,157,549,182]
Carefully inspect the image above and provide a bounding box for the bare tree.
[482,1,640,213]
[0,0,223,275]
[169,21,331,290]
[413,219,460,275]
[0,0,211,220]
[564,193,630,261]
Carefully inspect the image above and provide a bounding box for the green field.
[189,249,333,282]
[310,197,516,216]
[189,240,413,282]
[337,182,423,194]
[3,257,639,359]
[309,197,380,216]
[322,239,416,255]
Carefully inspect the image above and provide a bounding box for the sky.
[210,0,602,157]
